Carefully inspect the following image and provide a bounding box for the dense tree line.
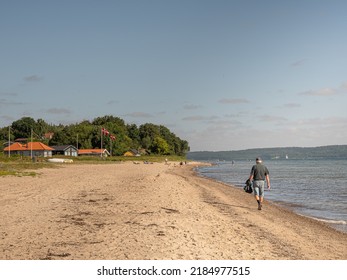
[187,145,347,161]
[0,116,189,156]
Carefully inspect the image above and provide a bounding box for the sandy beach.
[0,161,346,260]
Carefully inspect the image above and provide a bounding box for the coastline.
[195,159,347,233]
[0,162,346,260]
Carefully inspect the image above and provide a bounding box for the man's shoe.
[258,203,262,210]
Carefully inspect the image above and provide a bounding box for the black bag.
[243,179,253,193]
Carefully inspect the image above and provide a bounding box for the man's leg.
[257,198,262,210]
[253,182,261,210]
[254,181,264,210]
[258,182,265,210]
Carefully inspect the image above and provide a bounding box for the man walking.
[249,157,271,210]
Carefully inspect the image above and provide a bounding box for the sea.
[196,159,347,233]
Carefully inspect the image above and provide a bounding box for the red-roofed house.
[4,142,54,157]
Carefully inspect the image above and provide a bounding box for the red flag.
[102,128,109,136]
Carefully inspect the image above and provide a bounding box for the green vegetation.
[58,154,186,163]
[188,145,347,161]
[0,115,189,176]
[0,156,54,177]
[0,115,189,156]
[0,170,37,177]
[0,153,186,177]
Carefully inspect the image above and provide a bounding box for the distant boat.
[286,154,289,159]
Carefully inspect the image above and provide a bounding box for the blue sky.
[1,0,346,151]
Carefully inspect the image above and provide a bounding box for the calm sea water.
[197,159,347,233]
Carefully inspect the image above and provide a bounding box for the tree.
[152,136,170,155]
[0,115,190,156]
[141,136,152,151]
[92,115,125,127]
[36,118,50,137]
[126,124,141,149]
[179,140,190,155]
[11,117,37,139]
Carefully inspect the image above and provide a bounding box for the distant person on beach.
[249,157,271,210]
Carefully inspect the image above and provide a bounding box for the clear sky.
[1,0,346,151]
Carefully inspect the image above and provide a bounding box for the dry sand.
[0,161,346,260]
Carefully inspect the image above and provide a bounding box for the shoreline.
[195,173,347,234]
[187,163,347,232]
[194,160,347,234]
[0,162,346,260]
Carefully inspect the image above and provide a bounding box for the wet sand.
[0,162,346,260]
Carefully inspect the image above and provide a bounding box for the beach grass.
[0,156,54,177]
[71,154,187,163]
[0,154,187,176]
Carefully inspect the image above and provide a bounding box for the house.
[51,145,78,157]
[123,149,141,157]
[4,142,54,157]
[78,149,110,157]
[3,142,23,156]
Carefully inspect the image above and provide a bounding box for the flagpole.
[31,128,33,159]
[100,127,103,158]
[110,139,112,156]
[8,126,11,158]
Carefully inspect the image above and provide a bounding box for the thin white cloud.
[258,115,288,122]
[206,119,243,126]
[225,111,249,118]
[0,92,18,97]
[299,87,336,96]
[292,117,347,126]
[107,100,119,105]
[0,115,15,122]
[125,112,153,118]
[340,82,347,90]
[290,59,308,67]
[218,98,250,104]
[182,115,219,122]
[24,75,43,82]
[282,103,301,108]
[182,115,207,121]
[183,104,201,110]
[0,98,26,106]
[46,108,71,114]
[182,114,347,151]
